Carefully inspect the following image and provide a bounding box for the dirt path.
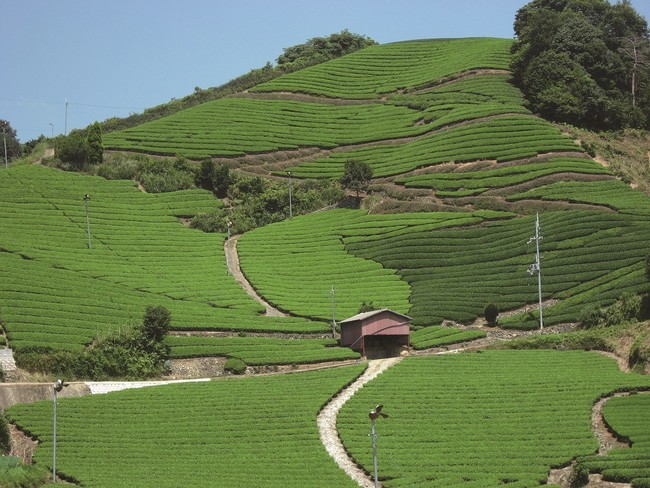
[224,235,287,317]
[318,357,403,488]
[546,391,650,488]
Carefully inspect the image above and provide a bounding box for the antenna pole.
[527,213,543,330]
[2,128,7,168]
[330,285,337,338]
[64,99,69,135]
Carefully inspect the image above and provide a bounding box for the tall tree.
[340,160,373,201]
[511,0,650,130]
[0,120,21,161]
[87,122,103,165]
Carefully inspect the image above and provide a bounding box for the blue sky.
[4,0,650,141]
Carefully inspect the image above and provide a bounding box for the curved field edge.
[6,365,366,488]
[337,350,650,488]
[236,208,513,321]
[0,165,332,354]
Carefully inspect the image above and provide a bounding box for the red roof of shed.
[340,309,412,324]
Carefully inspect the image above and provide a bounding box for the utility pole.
[287,171,293,219]
[369,404,389,488]
[64,99,69,135]
[2,128,7,168]
[83,194,92,249]
[527,213,543,330]
[52,379,67,483]
[330,285,337,338]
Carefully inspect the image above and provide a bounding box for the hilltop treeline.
[100,30,375,134]
[512,0,650,130]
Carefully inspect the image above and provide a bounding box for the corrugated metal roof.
[339,309,412,324]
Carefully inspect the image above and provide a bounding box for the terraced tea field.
[237,209,511,321]
[576,393,650,486]
[7,351,649,487]
[0,164,361,366]
[7,365,365,487]
[337,351,650,487]
[251,38,512,99]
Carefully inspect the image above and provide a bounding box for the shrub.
[484,303,499,326]
[224,358,247,375]
[358,301,376,313]
[579,306,605,329]
[0,462,50,488]
[97,153,141,180]
[14,306,172,380]
[190,209,228,233]
[54,130,89,169]
[0,415,11,454]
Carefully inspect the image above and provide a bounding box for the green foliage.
[575,393,650,485]
[87,122,103,165]
[190,175,343,235]
[0,120,21,160]
[0,461,50,488]
[54,130,89,169]
[15,306,171,380]
[224,357,247,375]
[276,30,376,67]
[338,350,650,487]
[511,0,650,130]
[358,301,375,313]
[142,305,171,344]
[484,303,499,326]
[195,160,232,197]
[340,160,372,199]
[579,293,642,329]
[645,253,650,280]
[0,415,11,454]
[137,157,195,193]
[7,365,365,487]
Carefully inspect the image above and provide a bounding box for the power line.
[0,97,144,110]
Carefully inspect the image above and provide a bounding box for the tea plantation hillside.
[7,351,650,487]
[338,351,650,487]
[0,165,363,365]
[8,36,650,354]
[8,365,366,487]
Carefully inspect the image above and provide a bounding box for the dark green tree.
[54,130,89,169]
[484,303,499,326]
[340,160,373,201]
[0,120,21,161]
[195,160,233,197]
[511,0,650,130]
[87,122,103,165]
[142,305,171,344]
[276,30,376,67]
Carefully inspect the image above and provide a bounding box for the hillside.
[3,35,650,487]
[5,36,650,353]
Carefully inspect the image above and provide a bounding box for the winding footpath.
[224,235,287,317]
[318,357,403,488]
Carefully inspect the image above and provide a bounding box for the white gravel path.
[317,357,403,488]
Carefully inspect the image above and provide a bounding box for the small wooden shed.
[340,309,411,358]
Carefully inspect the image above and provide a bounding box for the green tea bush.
[224,357,247,375]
